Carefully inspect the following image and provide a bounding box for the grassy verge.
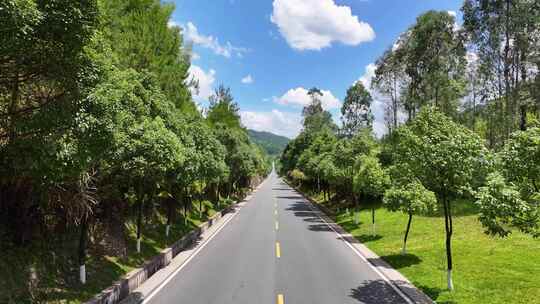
[0,198,236,304]
[299,186,540,304]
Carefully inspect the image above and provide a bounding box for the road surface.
[144,172,409,304]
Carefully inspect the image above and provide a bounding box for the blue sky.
[169,0,463,138]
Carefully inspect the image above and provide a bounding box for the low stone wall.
[84,177,263,304]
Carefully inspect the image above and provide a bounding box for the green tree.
[398,11,467,118]
[393,107,486,290]
[384,180,437,254]
[341,82,374,137]
[353,155,390,234]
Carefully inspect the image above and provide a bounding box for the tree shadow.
[276,195,304,200]
[352,234,383,243]
[307,223,334,232]
[272,188,291,191]
[369,253,422,270]
[349,280,409,304]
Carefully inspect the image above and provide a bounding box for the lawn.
[305,190,540,304]
[0,199,235,304]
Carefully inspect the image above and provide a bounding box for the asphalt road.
[144,172,409,304]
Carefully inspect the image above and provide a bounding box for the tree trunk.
[166,198,173,237]
[136,198,143,253]
[442,195,454,290]
[402,213,413,254]
[78,217,88,284]
[371,208,376,235]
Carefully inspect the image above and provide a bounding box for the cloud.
[270,0,375,50]
[184,22,248,58]
[241,75,254,84]
[188,64,216,102]
[274,87,341,109]
[240,109,302,138]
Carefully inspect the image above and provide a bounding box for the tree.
[393,107,486,290]
[353,155,390,234]
[207,85,242,129]
[373,45,408,130]
[341,82,374,137]
[384,180,437,254]
[475,127,540,237]
[302,87,337,132]
[462,0,540,137]
[398,11,467,118]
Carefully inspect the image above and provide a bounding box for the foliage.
[384,181,437,215]
[341,82,374,137]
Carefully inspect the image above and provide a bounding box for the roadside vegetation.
[281,1,539,303]
[0,1,270,303]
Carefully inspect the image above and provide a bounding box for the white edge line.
[141,198,251,303]
[302,195,415,304]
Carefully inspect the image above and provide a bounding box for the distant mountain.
[248,129,290,157]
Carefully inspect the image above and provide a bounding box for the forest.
[0,0,270,302]
[280,1,539,301]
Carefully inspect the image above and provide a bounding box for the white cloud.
[270,0,375,50]
[188,65,216,102]
[240,109,302,138]
[184,22,248,58]
[447,10,457,17]
[168,20,179,28]
[274,87,341,110]
[241,75,254,84]
[191,52,200,61]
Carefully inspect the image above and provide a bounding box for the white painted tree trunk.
[136,238,141,253]
[354,212,359,225]
[79,264,86,284]
[372,223,376,235]
[447,269,454,291]
[402,242,407,255]
[166,225,170,237]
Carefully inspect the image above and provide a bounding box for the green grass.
[303,189,540,304]
[0,199,235,304]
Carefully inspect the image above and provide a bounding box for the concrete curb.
[285,180,434,304]
[84,181,264,304]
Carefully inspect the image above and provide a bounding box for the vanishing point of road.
[143,172,409,304]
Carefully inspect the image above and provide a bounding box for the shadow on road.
[349,280,408,304]
[276,195,304,200]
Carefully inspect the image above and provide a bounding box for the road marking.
[275,242,281,258]
[274,209,278,216]
[141,201,247,304]
[277,294,284,304]
[275,221,279,230]
[303,199,414,304]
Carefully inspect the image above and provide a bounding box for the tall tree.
[398,11,467,118]
[341,82,374,137]
[462,0,540,137]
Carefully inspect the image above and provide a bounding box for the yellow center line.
[275,221,279,230]
[275,209,278,216]
[275,242,281,258]
[277,294,284,304]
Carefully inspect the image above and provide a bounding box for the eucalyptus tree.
[341,82,374,137]
[393,107,486,290]
[302,87,337,132]
[384,179,437,254]
[372,44,408,129]
[398,11,467,118]
[462,0,540,136]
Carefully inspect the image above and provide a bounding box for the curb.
[285,180,434,304]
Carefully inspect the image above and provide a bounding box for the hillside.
[247,129,289,157]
